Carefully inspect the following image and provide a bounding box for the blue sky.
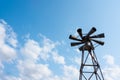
[0,0,120,80]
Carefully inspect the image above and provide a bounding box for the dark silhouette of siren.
[69,27,104,50]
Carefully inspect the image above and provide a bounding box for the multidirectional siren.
[69,27,105,49]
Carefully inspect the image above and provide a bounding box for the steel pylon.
[79,47,104,80]
[69,27,105,80]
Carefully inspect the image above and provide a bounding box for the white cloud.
[52,51,65,64]
[17,60,52,80]
[103,54,120,80]
[0,20,78,80]
[0,20,17,62]
[6,31,18,48]
[0,20,17,48]
[21,39,41,61]
[62,65,79,80]
[0,69,21,80]
[38,34,56,61]
[18,34,66,80]
[1,76,21,80]
[0,44,16,61]
[103,65,120,80]
[5,26,17,48]
[39,34,65,64]
[20,35,56,61]
[103,54,114,65]
[0,20,18,80]
[0,22,6,44]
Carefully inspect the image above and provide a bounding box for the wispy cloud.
[0,20,77,80]
[0,20,17,62]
